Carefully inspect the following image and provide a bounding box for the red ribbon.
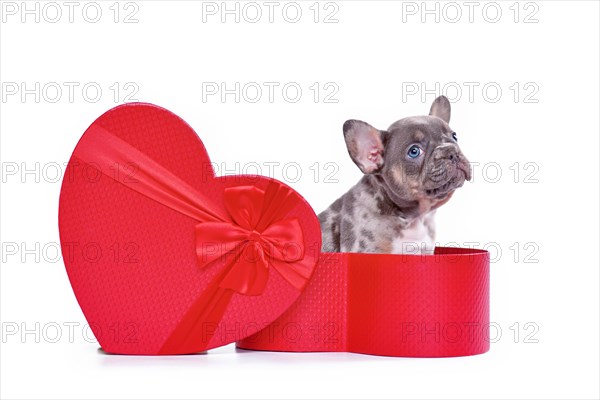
[196,185,309,296]
[74,124,314,354]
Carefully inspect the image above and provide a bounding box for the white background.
[1,1,599,399]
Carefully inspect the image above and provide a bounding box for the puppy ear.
[429,95,451,123]
[343,120,385,174]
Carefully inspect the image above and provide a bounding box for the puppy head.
[343,96,471,206]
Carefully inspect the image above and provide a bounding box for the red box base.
[237,247,490,357]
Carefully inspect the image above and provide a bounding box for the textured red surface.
[58,103,321,355]
[238,248,490,357]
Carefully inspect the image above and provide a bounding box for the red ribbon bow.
[195,185,310,296]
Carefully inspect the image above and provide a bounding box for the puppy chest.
[390,214,435,254]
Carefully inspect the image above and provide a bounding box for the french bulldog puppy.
[319,96,471,254]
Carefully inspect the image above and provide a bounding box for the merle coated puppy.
[319,96,471,254]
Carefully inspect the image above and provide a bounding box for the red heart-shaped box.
[59,103,321,355]
[60,103,490,358]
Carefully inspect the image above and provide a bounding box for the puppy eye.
[452,132,458,141]
[407,145,422,159]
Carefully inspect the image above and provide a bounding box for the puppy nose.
[434,144,460,162]
[435,148,459,163]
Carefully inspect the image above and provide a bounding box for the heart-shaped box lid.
[59,103,322,355]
